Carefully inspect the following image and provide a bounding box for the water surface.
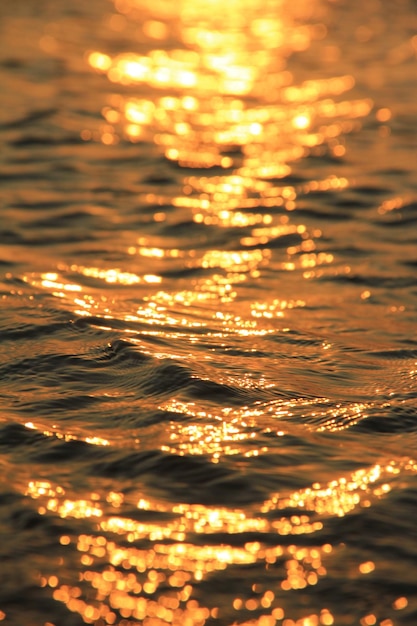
[1,1,417,625]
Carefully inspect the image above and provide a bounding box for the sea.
[0,1,417,625]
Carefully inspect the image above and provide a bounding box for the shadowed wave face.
[0,0,417,625]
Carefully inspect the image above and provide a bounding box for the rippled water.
[1,1,417,625]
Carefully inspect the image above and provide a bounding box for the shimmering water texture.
[1,0,417,625]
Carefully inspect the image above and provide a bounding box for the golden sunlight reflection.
[86,0,372,174]
[25,421,110,447]
[25,457,417,625]
[62,0,375,341]
[160,414,255,461]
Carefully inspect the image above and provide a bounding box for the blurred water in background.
[1,1,417,625]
